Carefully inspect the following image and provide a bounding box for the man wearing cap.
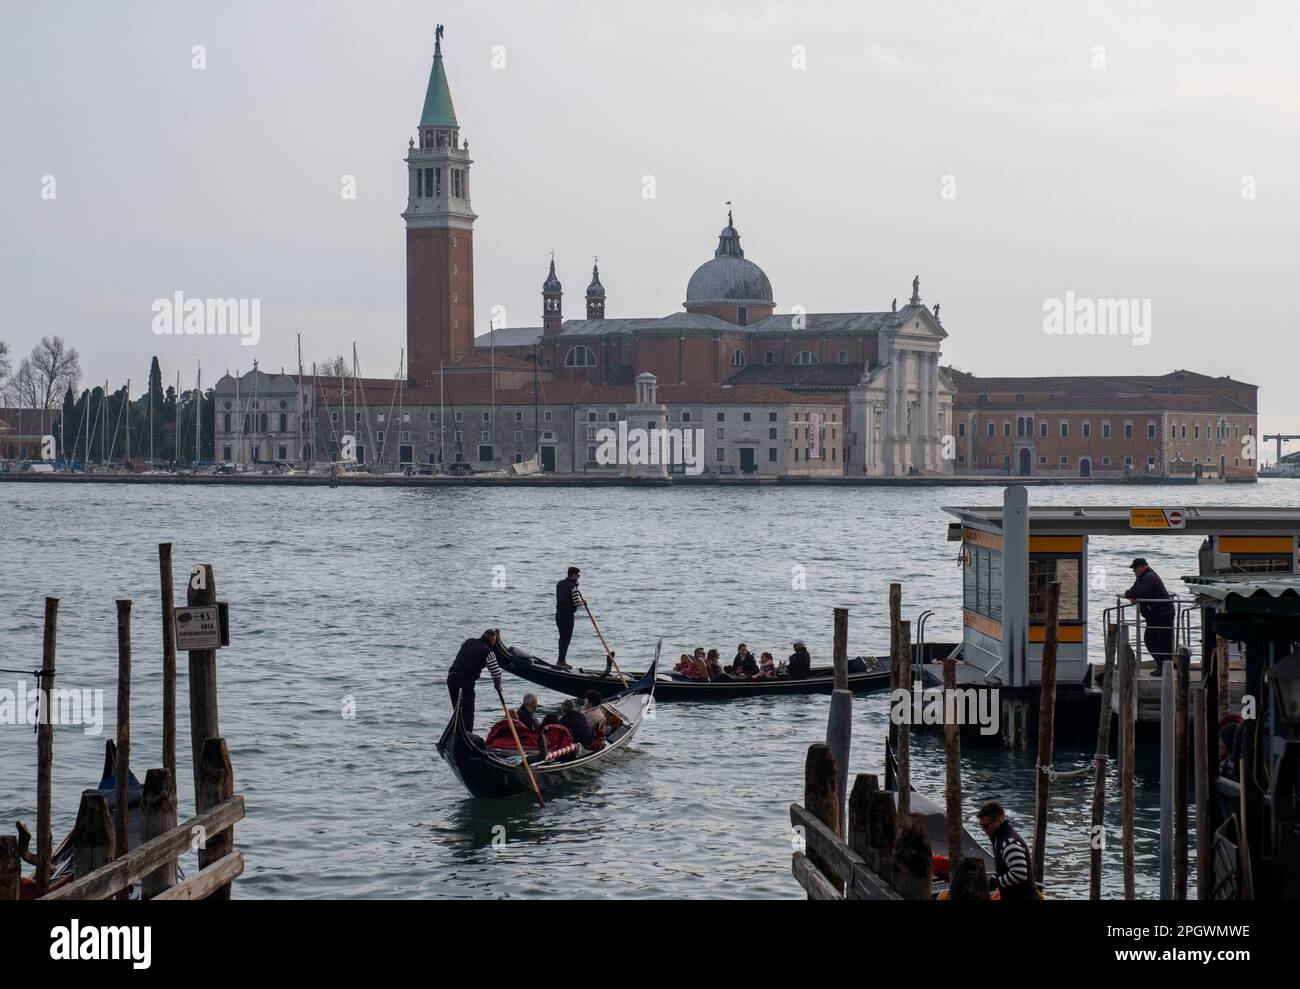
[1124,558,1175,677]
[788,639,812,679]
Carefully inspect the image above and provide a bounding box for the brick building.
[948,371,1258,480]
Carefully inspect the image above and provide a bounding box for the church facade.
[401,35,954,476]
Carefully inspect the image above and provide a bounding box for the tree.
[0,339,11,397]
[13,336,81,410]
[317,355,352,378]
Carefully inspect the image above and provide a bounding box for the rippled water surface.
[2,480,1294,898]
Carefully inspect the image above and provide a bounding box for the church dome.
[684,215,773,308]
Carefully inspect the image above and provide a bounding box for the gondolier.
[1123,557,1175,677]
[555,567,582,669]
[977,801,1037,900]
[447,628,504,733]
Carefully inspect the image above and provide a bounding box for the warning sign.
[174,606,222,651]
[1129,508,1186,530]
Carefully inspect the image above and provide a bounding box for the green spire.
[420,29,459,129]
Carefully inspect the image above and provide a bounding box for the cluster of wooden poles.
[0,544,244,901]
[795,579,1199,900]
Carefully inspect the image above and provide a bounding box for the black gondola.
[498,645,894,701]
[438,654,658,800]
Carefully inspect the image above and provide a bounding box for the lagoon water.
[2,480,1294,898]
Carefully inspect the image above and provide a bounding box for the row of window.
[566,347,853,369]
[962,417,1251,442]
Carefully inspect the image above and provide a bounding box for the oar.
[579,591,629,688]
[496,683,545,808]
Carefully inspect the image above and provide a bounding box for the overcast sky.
[3,1,1296,439]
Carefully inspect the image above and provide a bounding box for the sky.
[3,1,1297,442]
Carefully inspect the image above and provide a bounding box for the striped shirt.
[991,820,1033,896]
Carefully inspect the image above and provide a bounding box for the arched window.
[565,346,596,368]
[792,351,819,365]
[731,350,746,368]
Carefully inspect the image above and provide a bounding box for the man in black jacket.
[558,698,595,750]
[788,639,812,679]
[977,801,1037,900]
[447,628,503,733]
[555,567,582,669]
[1124,558,1175,677]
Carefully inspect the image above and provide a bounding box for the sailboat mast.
[195,365,202,468]
[125,378,131,465]
[297,333,305,466]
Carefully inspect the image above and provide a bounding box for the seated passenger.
[733,643,759,678]
[559,698,596,749]
[706,648,731,681]
[690,647,711,681]
[755,652,777,678]
[788,639,812,679]
[582,690,608,738]
[516,692,541,731]
[674,653,695,675]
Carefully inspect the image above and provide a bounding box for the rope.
[1037,763,1093,782]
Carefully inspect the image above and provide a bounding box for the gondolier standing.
[447,628,504,733]
[555,567,582,669]
[1124,557,1175,677]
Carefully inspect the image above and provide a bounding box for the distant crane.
[1263,433,1300,464]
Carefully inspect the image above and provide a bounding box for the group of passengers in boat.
[671,639,813,682]
[480,689,617,764]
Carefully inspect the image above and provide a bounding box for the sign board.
[174,606,222,651]
[1129,508,1186,530]
[809,412,824,459]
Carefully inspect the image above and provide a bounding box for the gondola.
[17,739,145,899]
[497,645,893,701]
[437,653,658,800]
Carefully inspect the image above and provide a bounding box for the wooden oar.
[579,591,629,688]
[496,683,544,808]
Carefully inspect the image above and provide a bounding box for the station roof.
[943,505,1300,537]
[1182,575,1300,601]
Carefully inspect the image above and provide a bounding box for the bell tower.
[404,26,477,386]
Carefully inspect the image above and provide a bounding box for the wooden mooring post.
[72,791,115,881]
[115,599,132,900]
[1192,682,1210,900]
[158,542,178,785]
[0,837,19,900]
[803,744,841,894]
[1089,622,1118,899]
[826,607,852,835]
[1031,581,1060,884]
[186,563,220,805]
[198,738,237,900]
[887,582,902,779]
[1173,648,1190,900]
[1120,627,1137,900]
[140,769,177,899]
[36,596,59,896]
[896,620,912,816]
[942,657,963,873]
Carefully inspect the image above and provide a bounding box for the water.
[2,480,1294,898]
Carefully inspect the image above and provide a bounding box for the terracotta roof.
[946,369,1256,393]
[727,363,866,389]
[953,393,1254,414]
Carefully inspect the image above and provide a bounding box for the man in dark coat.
[558,698,595,750]
[788,639,812,679]
[977,801,1037,900]
[1124,558,1175,676]
[517,692,540,731]
[555,567,582,669]
[447,628,503,734]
